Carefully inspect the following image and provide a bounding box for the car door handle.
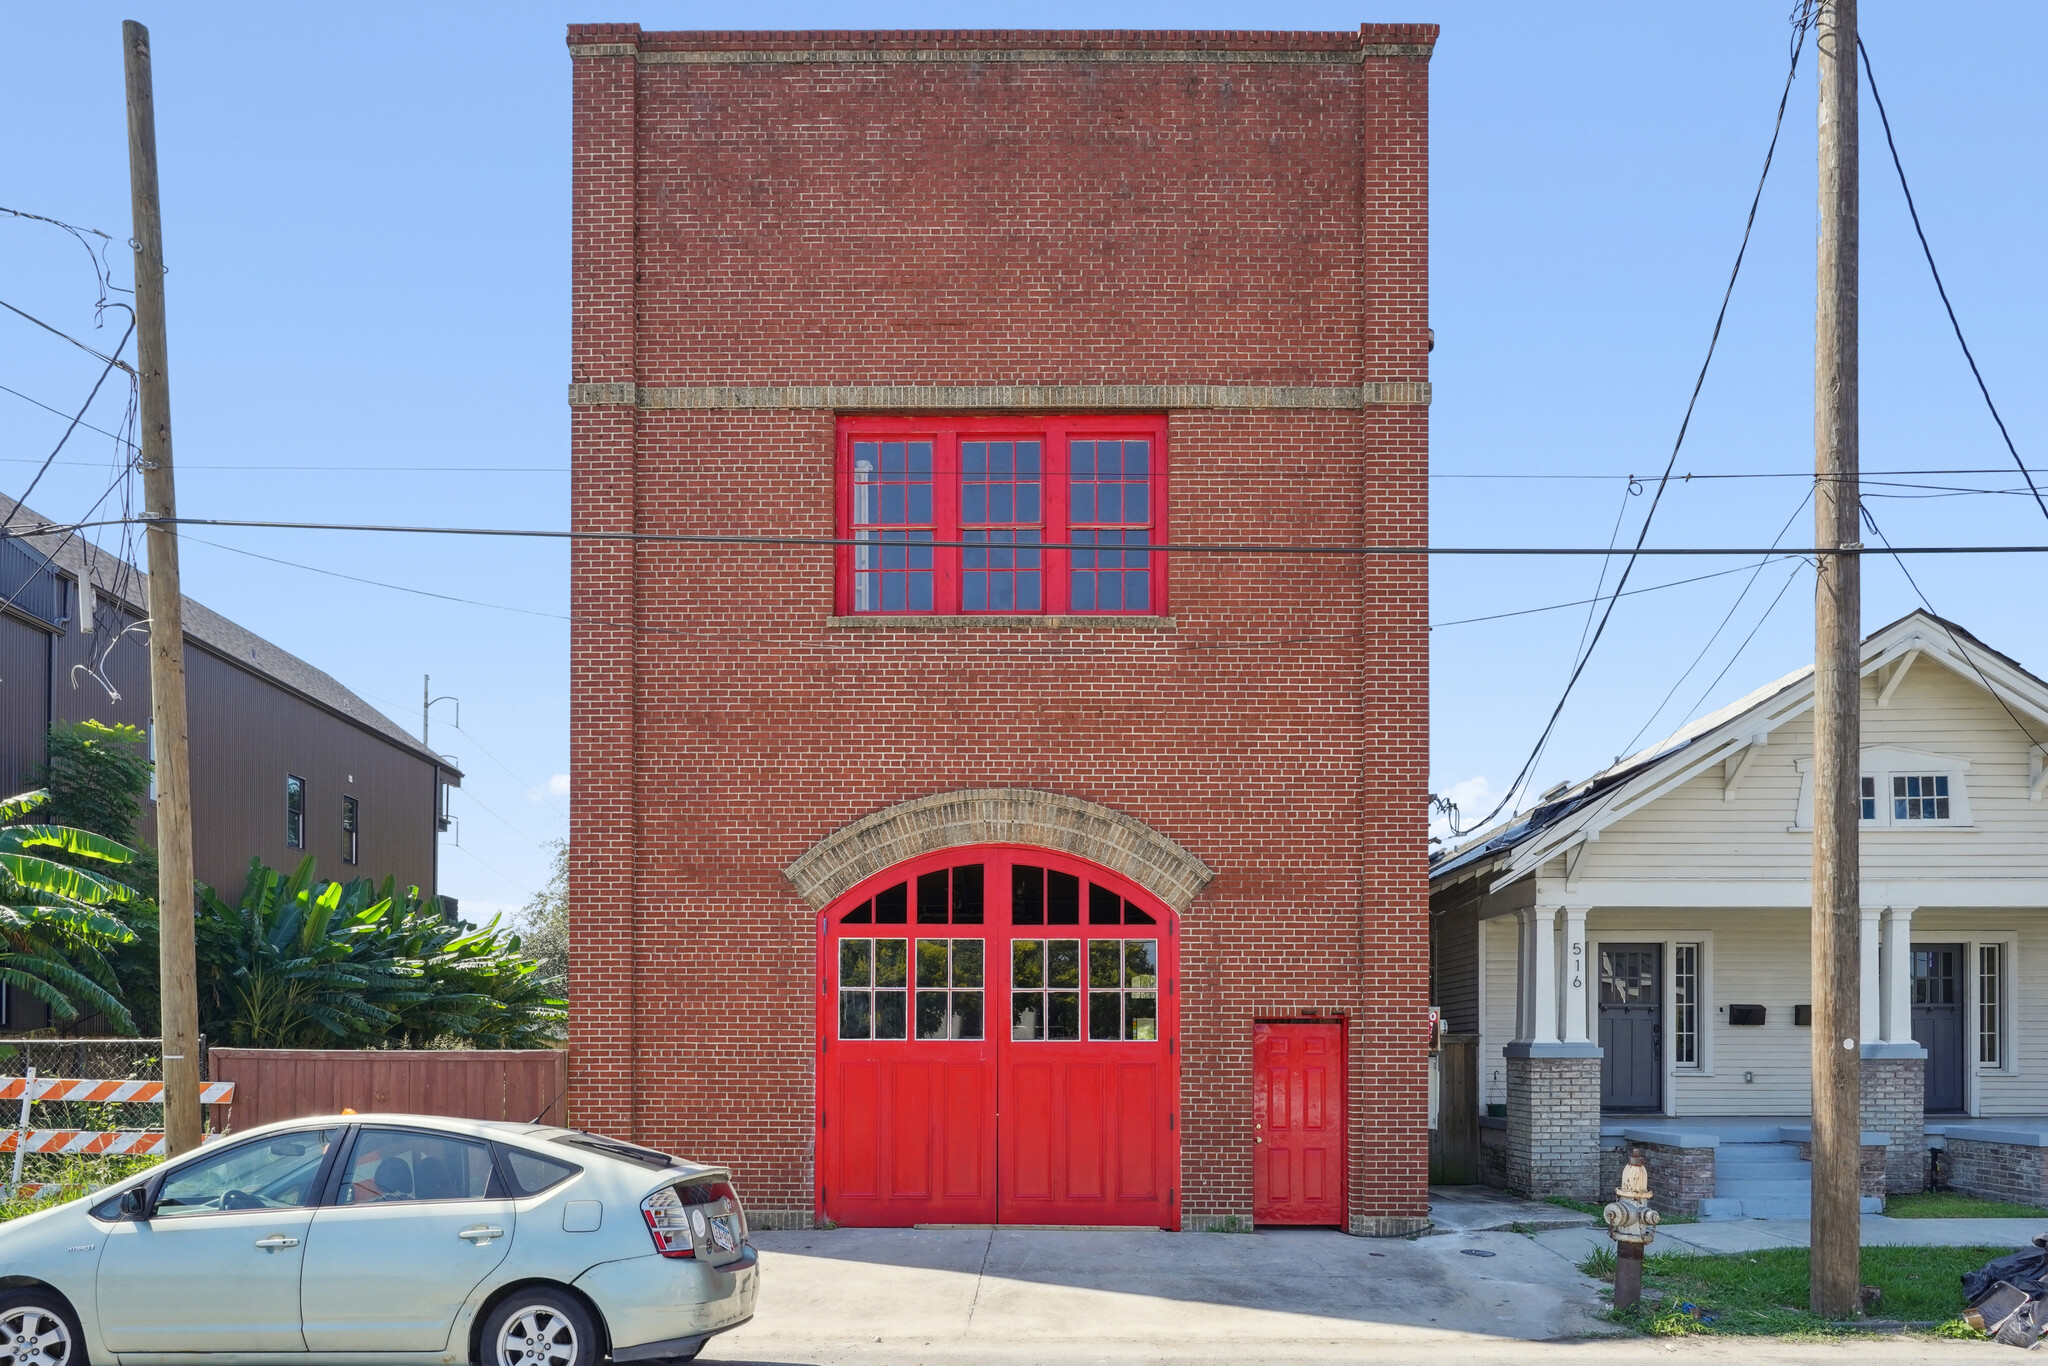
[458,1225,505,1244]
[255,1234,301,1251]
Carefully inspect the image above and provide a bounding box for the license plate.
[708,1215,737,1252]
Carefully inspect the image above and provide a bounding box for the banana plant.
[0,789,140,1031]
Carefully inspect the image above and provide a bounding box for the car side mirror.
[119,1187,151,1219]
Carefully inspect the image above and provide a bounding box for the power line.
[2,317,136,539]
[0,299,135,373]
[1429,558,1807,628]
[1438,6,1816,837]
[1860,37,2048,527]
[42,514,2048,557]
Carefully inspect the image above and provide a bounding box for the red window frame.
[834,415,1170,617]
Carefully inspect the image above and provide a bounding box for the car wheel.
[480,1290,597,1366]
[0,1290,84,1366]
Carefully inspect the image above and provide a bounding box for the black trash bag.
[1962,1237,2048,1305]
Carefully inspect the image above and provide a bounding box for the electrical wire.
[2,317,136,539]
[1429,559,1807,629]
[1859,37,2048,527]
[1617,487,1815,757]
[0,299,134,373]
[1437,4,1816,838]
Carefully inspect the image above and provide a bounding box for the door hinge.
[1168,1112,1175,1131]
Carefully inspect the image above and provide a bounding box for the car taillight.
[641,1186,695,1258]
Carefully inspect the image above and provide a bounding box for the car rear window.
[552,1132,682,1170]
[499,1145,583,1195]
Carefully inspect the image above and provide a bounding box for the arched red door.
[816,845,1179,1228]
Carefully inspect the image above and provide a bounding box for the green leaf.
[0,852,136,904]
[0,789,50,822]
[0,823,137,865]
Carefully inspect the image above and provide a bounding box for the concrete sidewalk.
[1535,1212,2047,1262]
[699,1226,2000,1365]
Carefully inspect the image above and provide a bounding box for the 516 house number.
[1571,941,1584,990]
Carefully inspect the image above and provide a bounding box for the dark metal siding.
[0,613,52,797]
[1429,887,1480,1035]
[184,646,440,900]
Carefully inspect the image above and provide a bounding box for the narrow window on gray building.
[1979,944,2002,1067]
[342,795,359,865]
[286,774,306,849]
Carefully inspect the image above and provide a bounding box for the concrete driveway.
[700,1226,1990,1365]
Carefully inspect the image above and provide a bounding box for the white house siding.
[1912,909,2048,1117]
[1575,661,2048,893]
[1482,915,1517,1113]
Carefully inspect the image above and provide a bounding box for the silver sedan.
[0,1114,758,1366]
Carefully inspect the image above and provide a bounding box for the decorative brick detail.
[1945,1139,2048,1207]
[784,788,1216,913]
[1600,1141,1716,1217]
[565,382,1432,410]
[1860,1057,1927,1194]
[1505,1056,1601,1199]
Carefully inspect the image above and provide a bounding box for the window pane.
[1048,940,1080,989]
[155,1128,342,1217]
[953,991,984,1040]
[875,939,908,988]
[917,872,950,924]
[1012,865,1044,925]
[1013,940,1044,989]
[501,1148,580,1196]
[1125,940,1158,988]
[875,991,907,1040]
[1013,991,1043,1040]
[839,990,872,1039]
[840,939,872,987]
[1089,940,1121,989]
[341,1130,496,1204]
[842,898,873,924]
[1089,990,1121,1041]
[952,865,985,924]
[1126,992,1158,1041]
[1048,991,1080,1040]
[915,991,950,1039]
[952,939,983,988]
[916,940,950,988]
[1047,872,1080,925]
[1088,884,1121,925]
[875,883,908,924]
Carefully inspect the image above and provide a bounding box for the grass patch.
[1544,1194,1697,1225]
[0,1153,160,1223]
[1886,1190,2048,1220]
[1593,1245,2013,1337]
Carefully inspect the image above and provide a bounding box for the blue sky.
[4,2,2044,914]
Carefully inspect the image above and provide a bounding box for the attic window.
[1894,774,1950,821]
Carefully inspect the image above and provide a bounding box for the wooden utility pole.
[1810,0,1862,1318]
[124,19,202,1157]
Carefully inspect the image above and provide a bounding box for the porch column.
[1880,906,1916,1044]
[1561,906,1592,1044]
[1864,905,1928,1195]
[1519,906,1560,1044]
[1859,906,1883,1045]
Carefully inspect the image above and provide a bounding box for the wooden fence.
[208,1048,567,1132]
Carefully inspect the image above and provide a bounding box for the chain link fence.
[0,1036,207,1194]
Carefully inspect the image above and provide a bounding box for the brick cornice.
[566,381,1430,410]
[569,27,1438,62]
[784,787,1216,913]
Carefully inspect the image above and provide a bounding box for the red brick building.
[566,23,1436,1235]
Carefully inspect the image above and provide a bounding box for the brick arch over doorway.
[783,787,1215,913]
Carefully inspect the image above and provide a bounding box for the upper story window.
[342,795,360,865]
[1798,746,1974,829]
[285,774,306,849]
[836,416,1167,617]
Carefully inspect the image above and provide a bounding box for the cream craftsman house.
[1431,611,2048,1218]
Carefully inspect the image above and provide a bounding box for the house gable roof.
[1430,609,2048,892]
[0,498,459,776]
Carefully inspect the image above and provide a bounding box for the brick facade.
[1504,1055,1601,1198]
[1600,1141,1716,1218]
[567,25,1437,1231]
[1944,1138,2048,1207]
[1795,1139,1890,1200]
[1860,1056,1928,1195]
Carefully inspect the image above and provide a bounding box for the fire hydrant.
[1604,1148,1660,1311]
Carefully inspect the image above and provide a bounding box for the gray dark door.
[1912,943,1966,1113]
[1599,945,1662,1112]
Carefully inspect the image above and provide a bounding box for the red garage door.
[818,847,1178,1227]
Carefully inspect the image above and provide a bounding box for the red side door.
[1253,1021,1347,1226]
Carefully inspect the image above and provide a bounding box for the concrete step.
[1698,1194,1885,1221]
[1715,1158,1810,1181]
[1713,1178,1815,1199]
